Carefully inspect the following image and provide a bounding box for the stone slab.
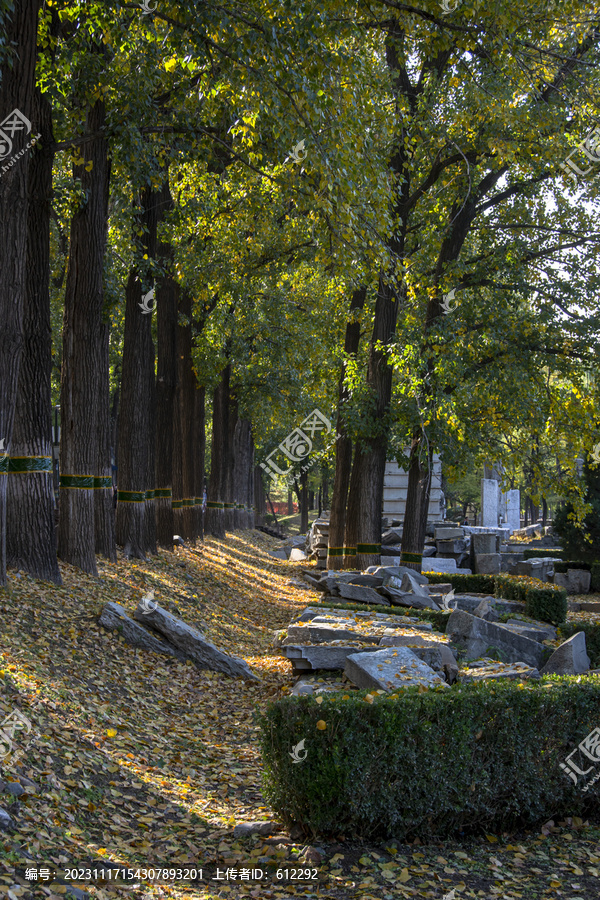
[436,539,467,553]
[460,660,540,682]
[337,583,389,605]
[344,647,448,691]
[289,548,307,561]
[378,636,458,684]
[372,566,429,585]
[481,478,499,528]
[474,552,501,575]
[285,623,381,645]
[379,587,440,610]
[540,632,590,675]
[553,569,591,595]
[505,619,557,641]
[283,643,378,671]
[446,609,545,667]
[571,601,600,612]
[134,603,259,680]
[502,489,521,532]
[472,533,497,555]
[434,527,464,540]
[99,602,188,661]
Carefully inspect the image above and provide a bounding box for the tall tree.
[0,0,41,584]
[327,285,366,569]
[115,187,158,558]
[7,86,61,583]
[58,96,112,574]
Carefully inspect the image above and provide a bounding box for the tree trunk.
[194,385,206,542]
[94,324,117,562]
[115,187,158,557]
[206,366,230,537]
[155,185,177,548]
[58,98,111,575]
[287,490,294,516]
[344,277,402,571]
[328,286,365,569]
[0,0,41,584]
[176,290,196,542]
[299,470,309,533]
[6,85,61,583]
[254,464,265,526]
[224,395,238,532]
[233,418,252,530]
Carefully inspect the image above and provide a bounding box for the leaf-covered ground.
[0,530,599,900]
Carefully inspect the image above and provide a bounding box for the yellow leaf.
[398,867,411,882]
[106,728,117,737]
[316,720,326,730]
[486,834,498,843]
[315,696,323,704]
[107,765,119,773]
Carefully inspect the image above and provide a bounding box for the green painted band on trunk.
[172,500,183,509]
[94,476,113,489]
[61,474,94,488]
[223,503,236,508]
[236,504,244,508]
[356,544,381,553]
[145,490,155,500]
[117,490,146,502]
[327,548,345,556]
[400,552,423,563]
[182,499,194,507]
[343,547,357,555]
[206,502,224,509]
[154,489,172,499]
[8,457,53,474]
[194,498,202,505]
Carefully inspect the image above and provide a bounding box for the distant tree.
[553,460,600,561]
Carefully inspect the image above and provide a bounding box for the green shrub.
[423,572,495,594]
[558,623,600,669]
[592,563,600,592]
[553,560,591,573]
[522,548,564,560]
[553,459,600,561]
[494,574,566,625]
[258,679,600,840]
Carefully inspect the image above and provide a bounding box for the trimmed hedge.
[258,678,600,840]
[592,562,600,593]
[553,560,591,573]
[522,548,564,560]
[494,574,567,625]
[559,622,600,669]
[422,572,495,594]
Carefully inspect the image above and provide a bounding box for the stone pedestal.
[481,479,499,527]
[501,489,520,532]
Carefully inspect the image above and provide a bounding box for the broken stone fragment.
[344,646,448,692]
[540,632,590,675]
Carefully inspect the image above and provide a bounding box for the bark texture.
[58,98,111,574]
[7,85,61,583]
[0,0,41,584]
[327,286,365,569]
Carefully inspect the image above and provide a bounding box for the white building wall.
[383,455,444,522]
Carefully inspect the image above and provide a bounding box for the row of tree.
[1,0,600,586]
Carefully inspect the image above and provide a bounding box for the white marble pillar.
[481,478,499,527]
